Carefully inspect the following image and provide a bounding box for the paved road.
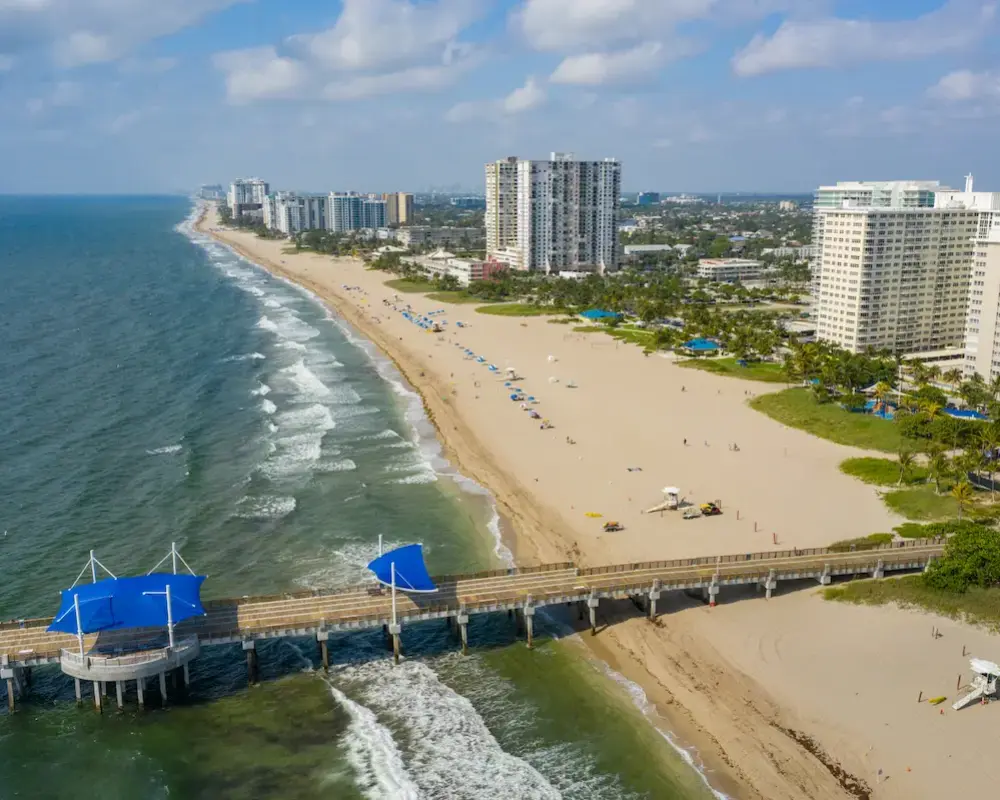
[0,542,942,666]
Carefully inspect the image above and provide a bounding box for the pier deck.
[1,540,942,669]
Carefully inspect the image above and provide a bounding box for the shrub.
[924,524,1000,593]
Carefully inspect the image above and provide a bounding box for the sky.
[1,0,999,194]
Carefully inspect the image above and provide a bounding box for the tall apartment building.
[813,176,1000,355]
[227,178,269,217]
[486,152,621,274]
[328,193,387,233]
[962,212,1000,379]
[382,192,414,226]
[263,192,328,235]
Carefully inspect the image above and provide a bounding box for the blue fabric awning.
[367,544,437,593]
[47,574,207,634]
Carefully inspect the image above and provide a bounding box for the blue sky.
[1,0,999,194]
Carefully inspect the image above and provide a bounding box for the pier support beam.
[242,640,258,686]
[458,610,469,655]
[116,681,124,711]
[524,602,535,650]
[5,678,13,713]
[587,596,600,636]
[389,623,402,665]
[873,560,885,580]
[317,631,330,672]
[817,564,831,586]
[648,580,662,621]
[703,578,720,607]
[514,608,524,636]
[924,557,935,573]
[159,672,168,706]
[75,678,82,705]
[136,678,145,709]
[761,570,777,600]
[93,681,102,714]
[183,664,190,688]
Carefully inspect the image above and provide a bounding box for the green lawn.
[476,303,555,317]
[882,486,959,520]
[385,278,438,293]
[749,388,904,453]
[839,457,928,486]
[571,325,656,349]
[678,357,788,383]
[824,576,1000,631]
[425,291,492,304]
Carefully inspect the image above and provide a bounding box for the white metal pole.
[171,542,178,575]
[90,550,97,583]
[166,584,175,649]
[73,593,84,657]
[391,562,397,628]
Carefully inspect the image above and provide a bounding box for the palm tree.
[943,368,964,391]
[951,480,974,520]
[927,450,951,495]
[897,450,915,486]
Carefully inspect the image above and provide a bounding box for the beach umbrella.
[504,382,512,387]
[509,394,519,400]
[528,396,535,402]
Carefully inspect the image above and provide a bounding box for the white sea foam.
[257,315,279,333]
[260,399,277,415]
[146,444,183,456]
[223,352,266,363]
[317,458,357,473]
[341,660,561,799]
[276,403,335,431]
[390,471,437,485]
[326,683,420,800]
[251,382,271,397]
[281,359,332,400]
[236,495,297,520]
[598,664,731,800]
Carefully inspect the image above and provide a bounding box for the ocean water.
[0,197,723,799]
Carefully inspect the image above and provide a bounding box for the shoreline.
[195,204,1000,800]
[193,207,753,798]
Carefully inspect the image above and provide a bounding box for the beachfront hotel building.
[485,152,621,274]
[697,258,765,283]
[228,178,269,218]
[328,193,387,233]
[813,175,1000,356]
[382,192,415,226]
[262,192,328,235]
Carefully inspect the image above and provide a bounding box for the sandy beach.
[199,205,1000,799]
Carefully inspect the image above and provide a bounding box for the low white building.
[398,226,484,249]
[401,250,503,286]
[697,258,764,282]
[623,244,675,256]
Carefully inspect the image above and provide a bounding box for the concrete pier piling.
[458,609,469,655]
[75,678,82,705]
[587,595,599,636]
[873,559,885,580]
[243,640,258,685]
[389,623,402,664]
[762,569,777,600]
[5,679,13,713]
[159,672,168,706]
[137,677,145,709]
[116,681,124,711]
[93,681,102,713]
[317,631,330,672]
[524,600,535,650]
[648,580,661,620]
[817,564,832,586]
[183,663,191,688]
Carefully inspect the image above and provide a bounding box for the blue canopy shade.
[367,544,436,593]
[48,574,207,635]
[682,338,719,352]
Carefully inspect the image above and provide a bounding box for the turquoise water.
[0,197,722,799]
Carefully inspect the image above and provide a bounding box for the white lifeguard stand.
[643,487,680,514]
[953,659,1000,710]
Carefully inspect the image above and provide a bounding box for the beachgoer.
[681,386,686,392]
[683,438,688,446]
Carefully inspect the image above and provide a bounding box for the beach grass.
[827,533,894,551]
[882,486,959,520]
[678,357,788,383]
[840,457,928,486]
[385,278,438,293]
[476,303,555,317]
[425,291,491,304]
[824,576,1000,630]
[571,325,656,349]
[749,388,904,453]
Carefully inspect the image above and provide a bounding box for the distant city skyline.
[2,1,999,194]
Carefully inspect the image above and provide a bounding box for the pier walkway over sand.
[2,539,942,712]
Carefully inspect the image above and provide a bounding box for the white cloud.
[290,0,485,72]
[117,56,177,75]
[0,0,243,67]
[25,79,82,114]
[732,0,998,76]
[550,41,693,85]
[446,76,547,122]
[325,61,467,101]
[213,46,309,105]
[515,0,713,51]
[928,69,1000,102]
[503,76,546,113]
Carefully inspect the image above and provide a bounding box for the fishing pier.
[1,539,943,713]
